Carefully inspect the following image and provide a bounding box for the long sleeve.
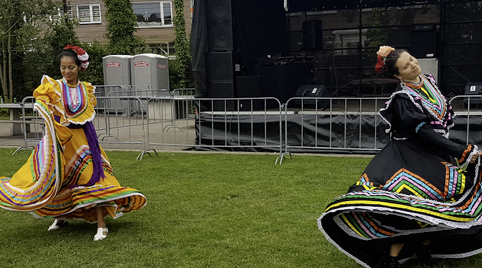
[391,95,477,167]
[416,124,477,166]
[33,76,61,107]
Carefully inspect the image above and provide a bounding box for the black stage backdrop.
[190,0,288,100]
[190,0,209,97]
[287,0,442,11]
[190,0,444,101]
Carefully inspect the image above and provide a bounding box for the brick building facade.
[65,0,193,53]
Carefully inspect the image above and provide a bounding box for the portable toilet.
[132,54,172,120]
[132,53,169,93]
[101,55,134,113]
[102,55,133,87]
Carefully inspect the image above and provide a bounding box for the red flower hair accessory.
[375,46,395,74]
[63,45,89,71]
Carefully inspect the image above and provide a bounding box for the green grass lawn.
[0,148,481,267]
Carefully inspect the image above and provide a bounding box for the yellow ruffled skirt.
[0,100,146,222]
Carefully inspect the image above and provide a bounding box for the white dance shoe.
[48,219,68,231]
[93,227,109,241]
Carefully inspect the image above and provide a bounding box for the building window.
[133,1,173,28]
[77,4,101,24]
[51,6,73,23]
[63,6,73,19]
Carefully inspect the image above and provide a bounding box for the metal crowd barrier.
[94,85,137,96]
[102,89,170,160]
[143,88,196,133]
[448,95,482,147]
[13,96,44,155]
[140,96,284,162]
[166,88,196,132]
[106,88,170,116]
[278,97,391,164]
[13,91,482,163]
[13,94,148,160]
[277,95,482,164]
[93,96,147,159]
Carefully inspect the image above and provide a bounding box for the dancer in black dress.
[318,46,482,268]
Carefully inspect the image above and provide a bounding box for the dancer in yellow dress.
[0,45,147,241]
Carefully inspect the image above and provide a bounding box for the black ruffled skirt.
[318,139,482,267]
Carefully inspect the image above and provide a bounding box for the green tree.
[395,9,416,26]
[365,8,391,50]
[40,8,110,87]
[0,0,63,101]
[172,0,193,89]
[104,0,148,55]
[80,41,109,85]
[34,7,80,89]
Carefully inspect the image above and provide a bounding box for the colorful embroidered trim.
[415,122,426,133]
[458,144,475,165]
[406,75,446,120]
[61,79,89,119]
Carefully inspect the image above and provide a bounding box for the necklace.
[403,76,423,88]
